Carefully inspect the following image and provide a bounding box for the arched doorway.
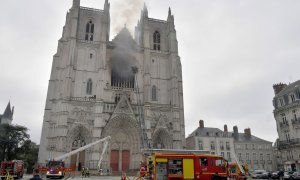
[152,128,172,149]
[67,125,90,170]
[70,133,86,170]
[102,114,140,172]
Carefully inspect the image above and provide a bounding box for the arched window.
[86,79,92,95]
[153,31,160,50]
[85,20,94,41]
[152,85,157,101]
[290,93,296,102]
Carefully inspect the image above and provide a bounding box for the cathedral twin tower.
[38,0,185,171]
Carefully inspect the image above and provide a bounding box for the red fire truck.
[145,152,229,180]
[45,160,65,179]
[0,160,24,179]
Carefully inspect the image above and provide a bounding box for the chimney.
[273,83,287,95]
[244,128,251,139]
[199,120,204,128]
[233,126,239,140]
[224,124,228,132]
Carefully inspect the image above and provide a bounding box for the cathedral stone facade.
[38,0,185,172]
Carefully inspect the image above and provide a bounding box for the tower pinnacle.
[72,0,80,8]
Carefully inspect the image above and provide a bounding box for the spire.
[143,3,148,18]
[167,7,173,21]
[3,101,13,119]
[104,0,110,12]
[167,7,175,30]
[72,0,80,8]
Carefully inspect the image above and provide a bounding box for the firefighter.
[29,169,42,180]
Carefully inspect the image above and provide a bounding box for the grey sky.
[1,0,300,144]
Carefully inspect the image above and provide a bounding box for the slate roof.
[187,127,224,138]
[188,126,272,144]
[276,80,300,97]
[229,132,272,143]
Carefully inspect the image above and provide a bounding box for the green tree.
[0,124,29,161]
[18,140,39,173]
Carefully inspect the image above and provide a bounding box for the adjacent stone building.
[231,126,275,171]
[0,101,14,125]
[186,120,236,162]
[38,0,185,172]
[273,81,300,172]
[186,121,275,171]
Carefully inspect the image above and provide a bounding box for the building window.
[285,132,290,142]
[85,20,94,41]
[90,53,93,59]
[267,154,270,160]
[153,31,161,50]
[238,153,242,161]
[279,98,284,106]
[260,153,263,160]
[253,153,256,160]
[198,140,203,150]
[226,142,230,150]
[221,152,224,157]
[152,85,157,101]
[220,141,224,150]
[227,152,231,160]
[281,113,287,124]
[210,141,215,150]
[252,144,255,149]
[291,94,296,102]
[86,79,92,94]
[246,153,250,160]
[293,110,297,120]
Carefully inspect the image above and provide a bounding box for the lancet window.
[152,85,157,101]
[153,31,161,50]
[86,79,92,95]
[85,20,94,41]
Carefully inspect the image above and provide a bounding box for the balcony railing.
[278,138,300,149]
[291,118,300,127]
[279,122,289,129]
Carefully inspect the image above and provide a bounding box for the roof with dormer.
[187,127,224,138]
[228,132,272,143]
[275,80,300,97]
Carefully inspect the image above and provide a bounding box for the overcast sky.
[1,0,300,144]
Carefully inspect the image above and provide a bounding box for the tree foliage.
[0,124,38,173]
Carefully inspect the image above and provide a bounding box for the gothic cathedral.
[38,0,185,172]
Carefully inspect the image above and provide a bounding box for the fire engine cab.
[46,160,65,179]
[145,152,229,180]
[0,160,24,179]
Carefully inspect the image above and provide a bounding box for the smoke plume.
[110,0,144,36]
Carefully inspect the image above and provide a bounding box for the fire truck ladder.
[53,136,111,170]
[132,66,150,149]
[231,152,245,174]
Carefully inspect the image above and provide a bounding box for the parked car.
[290,172,300,180]
[284,171,294,180]
[251,170,268,179]
[272,171,280,179]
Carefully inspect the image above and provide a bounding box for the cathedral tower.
[39,1,185,172]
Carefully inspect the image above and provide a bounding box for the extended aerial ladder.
[132,66,150,149]
[53,136,111,170]
[231,152,245,174]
